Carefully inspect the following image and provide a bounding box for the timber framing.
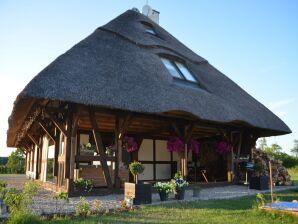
[89,108,113,189]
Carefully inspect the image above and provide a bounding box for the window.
[160,57,198,83]
[142,22,156,35]
[160,58,183,79]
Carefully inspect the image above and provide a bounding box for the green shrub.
[8,211,42,224]
[54,192,69,203]
[75,197,90,217]
[92,199,101,213]
[4,181,40,214]
[4,188,24,213]
[0,179,7,188]
[274,153,298,168]
[0,165,9,174]
[74,178,94,192]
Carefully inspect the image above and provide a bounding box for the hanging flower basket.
[215,140,232,154]
[167,137,184,153]
[167,137,200,155]
[123,136,139,153]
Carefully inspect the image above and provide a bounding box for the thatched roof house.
[6,9,290,193]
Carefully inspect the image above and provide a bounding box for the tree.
[290,139,298,157]
[6,148,25,174]
[258,137,268,151]
[263,143,282,157]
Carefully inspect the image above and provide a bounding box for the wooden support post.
[65,108,73,179]
[114,115,120,188]
[69,111,80,192]
[53,131,60,177]
[89,109,113,190]
[269,161,274,203]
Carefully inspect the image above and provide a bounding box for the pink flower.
[215,140,232,154]
[167,137,184,153]
[123,136,139,153]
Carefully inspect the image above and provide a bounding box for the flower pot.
[159,191,169,201]
[80,149,95,156]
[124,182,152,205]
[175,187,185,200]
[249,176,269,190]
[193,188,201,197]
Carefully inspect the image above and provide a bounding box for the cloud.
[266,98,295,118]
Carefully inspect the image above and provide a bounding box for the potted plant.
[129,161,145,184]
[249,162,269,190]
[80,143,96,156]
[154,182,173,201]
[171,171,189,200]
[105,145,115,156]
[124,162,152,205]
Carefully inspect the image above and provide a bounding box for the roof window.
[160,57,198,83]
[142,22,156,35]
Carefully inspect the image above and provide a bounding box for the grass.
[289,167,298,185]
[47,191,298,224]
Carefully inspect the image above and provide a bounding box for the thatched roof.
[7,10,291,147]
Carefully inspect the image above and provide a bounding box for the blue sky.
[0,0,297,156]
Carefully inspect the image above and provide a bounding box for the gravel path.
[1,175,297,215]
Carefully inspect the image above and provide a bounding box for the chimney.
[142,5,159,24]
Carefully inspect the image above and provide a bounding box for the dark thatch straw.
[7,10,291,146]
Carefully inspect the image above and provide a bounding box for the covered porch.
[19,100,258,195]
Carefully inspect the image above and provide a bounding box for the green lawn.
[48,191,298,224]
[289,167,298,185]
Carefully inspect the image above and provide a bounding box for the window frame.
[141,22,157,36]
[160,56,199,84]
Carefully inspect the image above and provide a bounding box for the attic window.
[142,22,156,35]
[160,57,198,83]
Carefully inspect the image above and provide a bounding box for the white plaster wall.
[138,139,153,161]
[156,164,171,180]
[155,140,170,161]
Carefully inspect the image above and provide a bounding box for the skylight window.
[160,58,183,79]
[160,57,198,83]
[142,23,156,35]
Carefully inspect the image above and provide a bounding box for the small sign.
[124,183,135,199]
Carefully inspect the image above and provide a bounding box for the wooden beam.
[27,134,42,149]
[184,124,195,142]
[171,123,184,139]
[38,121,55,142]
[89,108,113,189]
[75,155,116,162]
[119,114,133,139]
[44,110,67,136]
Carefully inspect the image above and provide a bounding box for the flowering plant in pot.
[154,182,173,201]
[105,145,115,156]
[171,171,189,200]
[80,143,97,156]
